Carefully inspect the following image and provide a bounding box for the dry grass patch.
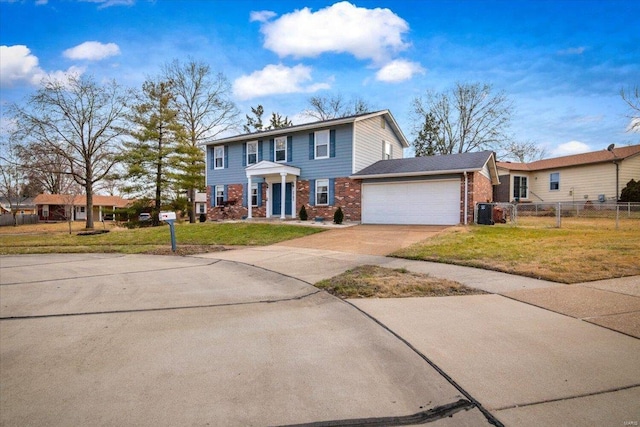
[393,220,640,283]
[315,265,485,298]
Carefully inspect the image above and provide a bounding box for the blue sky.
[1,0,639,159]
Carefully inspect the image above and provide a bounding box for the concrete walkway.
[201,243,640,426]
[2,224,639,426]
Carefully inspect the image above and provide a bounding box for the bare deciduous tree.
[303,94,373,121]
[411,82,513,155]
[621,86,640,133]
[499,140,547,163]
[164,59,240,222]
[10,74,129,229]
[0,137,29,225]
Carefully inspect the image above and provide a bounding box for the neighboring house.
[495,144,640,204]
[194,191,208,217]
[0,197,36,215]
[204,110,499,225]
[33,194,130,221]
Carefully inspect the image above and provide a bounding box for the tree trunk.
[189,188,196,223]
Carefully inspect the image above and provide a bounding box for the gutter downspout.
[464,171,468,225]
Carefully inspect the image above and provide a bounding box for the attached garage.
[351,151,500,225]
[362,180,460,225]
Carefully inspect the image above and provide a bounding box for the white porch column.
[247,176,253,219]
[280,172,287,219]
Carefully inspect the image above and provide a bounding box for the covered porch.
[245,161,301,220]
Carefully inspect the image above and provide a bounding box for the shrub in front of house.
[299,205,308,221]
[333,207,344,224]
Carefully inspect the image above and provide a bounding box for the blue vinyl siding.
[206,124,354,186]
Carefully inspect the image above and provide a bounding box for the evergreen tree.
[121,79,185,225]
[268,112,293,129]
[413,112,440,156]
[244,105,264,133]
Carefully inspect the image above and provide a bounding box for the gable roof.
[204,110,410,148]
[33,194,130,207]
[497,144,640,172]
[351,151,499,183]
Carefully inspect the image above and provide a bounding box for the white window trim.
[215,185,225,206]
[514,175,528,199]
[550,172,560,191]
[214,146,225,170]
[251,183,258,207]
[247,141,258,165]
[314,130,329,159]
[316,179,329,206]
[275,136,287,163]
[384,141,392,160]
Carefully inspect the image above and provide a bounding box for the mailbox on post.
[159,211,177,252]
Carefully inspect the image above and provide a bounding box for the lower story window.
[550,172,560,191]
[198,203,205,214]
[251,183,258,207]
[215,185,224,206]
[316,179,329,205]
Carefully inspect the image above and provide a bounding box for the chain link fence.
[476,202,640,229]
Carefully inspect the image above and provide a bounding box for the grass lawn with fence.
[393,217,640,283]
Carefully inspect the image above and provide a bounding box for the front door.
[272,183,293,216]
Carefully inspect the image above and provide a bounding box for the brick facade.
[460,172,494,224]
[207,178,362,222]
[296,178,362,221]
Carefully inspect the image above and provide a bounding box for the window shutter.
[242,143,247,167]
[257,183,263,207]
[309,133,314,159]
[287,136,293,162]
[329,178,335,205]
[390,144,393,159]
[309,179,316,206]
[330,130,336,158]
[242,183,248,207]
[210,148,215,169]
[258,140,263,162]
[209,186,215,207]
[382,141,385,158]
[269,139,274,161]
[223,184,228,202]
[224,145,229,168]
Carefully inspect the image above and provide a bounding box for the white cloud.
[376,59,425,82]
[233,64,330,100]
[0,45,86,88]
[250,10,277,23]
[259,1,409,63]
[63,41,120,61]
[557,46,587,55]
[0,45,46,87]
[79,0,135,9]
[551,140,592,157]
[626,117,640,133]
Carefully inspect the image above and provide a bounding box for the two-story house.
[204,110,407,223]
[204,110,499,225]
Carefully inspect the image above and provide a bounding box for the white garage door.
[362,180,460,225]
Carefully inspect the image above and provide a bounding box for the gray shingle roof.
[352,151,495,178]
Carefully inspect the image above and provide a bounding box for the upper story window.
[247,141,258,165]
[275,137,287,162]
[214,145,225,169]
[513,176,528,200]
[550,172,560,191]
[384,141,392,160]
[316,179,329,205]
[315,130,329,159]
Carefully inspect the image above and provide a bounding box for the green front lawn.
[392,221,640,283]
[0,222,325,255]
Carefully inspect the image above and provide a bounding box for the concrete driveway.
[275,224,448,256]
[0,253,492,426]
